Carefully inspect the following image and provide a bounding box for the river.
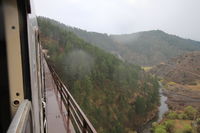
[141,82,169,133]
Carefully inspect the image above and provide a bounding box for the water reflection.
[158,84,169,122]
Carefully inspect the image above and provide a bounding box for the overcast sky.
[34,0,200,41]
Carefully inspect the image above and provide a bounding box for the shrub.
[178,113,188,120]
[197,126,200,133]
[184,106,198,120]
[196,118,200,132]
[154,125,167,133]
[182,125,192,133]
[164,120,174,133]
[166,111,178,119]
[196,118,200,125]
[152,122,158,128]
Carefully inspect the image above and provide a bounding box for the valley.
[151,52,200,111]
[38,17,200,133]
[38,17,160,133]
[149,52,200,133]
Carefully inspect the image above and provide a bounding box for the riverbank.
[162,82,200,111]
[150,105,200,133]
[140,82,169,133]
[137,109,158,133]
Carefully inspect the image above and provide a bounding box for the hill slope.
[111,31,200,66]
[38,17,200,66]
[150,52,200,111]
[150,51,200,85]
[38,17,117,52]
[38,17,159,132]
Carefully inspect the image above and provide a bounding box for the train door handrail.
[7,100,33,133]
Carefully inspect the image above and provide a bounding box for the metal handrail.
[7,100,32,133]
[48,64,97,133]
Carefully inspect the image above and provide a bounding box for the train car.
[0,0,97,132]
[0,0,46,132]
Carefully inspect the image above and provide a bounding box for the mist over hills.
[38,17,160,132]
[111,30,200,66]
[38,17,200,66]
[37,16,200,133]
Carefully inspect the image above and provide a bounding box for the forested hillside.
[111,31,200,66]
[38,17,200,66]
[38,17,159,132]
[38,17,117,52]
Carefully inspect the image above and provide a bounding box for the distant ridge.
[110,30,200,66]
[38,16,200,66]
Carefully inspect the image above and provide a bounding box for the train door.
[0,0,11,131]
[0,0,37,132]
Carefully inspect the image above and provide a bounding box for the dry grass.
[142,66,153,72]
[167,81,177,86]
[174,120,194,133]
[187,81,200,91]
